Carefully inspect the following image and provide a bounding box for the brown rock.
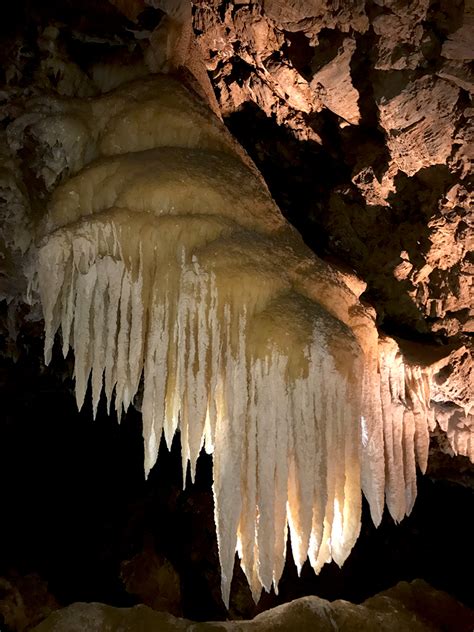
[432,345,474,461]
[438,60,474,92]
[31,580,474,631]
[310,38,360,124]
[377,75,460,176]
[0,573,59,632]
[372,0,430,71]
[261,0,368,37]
[120,546,182,616]
[441,3,474,61]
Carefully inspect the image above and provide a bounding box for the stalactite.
[20,74,436,605]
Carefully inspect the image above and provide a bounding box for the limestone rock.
[438,60,474,93]
[0,1,473,617]
[31,580,474,632]
[310,38,360,125]
[371,0,431,71]
[441,1,474,61]
[376,75,460,176]
[32,603,191,632]
[261,0,369,37]
[431,345,474,461]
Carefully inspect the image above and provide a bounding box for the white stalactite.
[29,75,438,606]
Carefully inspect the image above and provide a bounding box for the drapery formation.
[20,75,434,605]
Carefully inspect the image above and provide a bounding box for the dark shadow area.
[1,0,135,39]
[0,0,144,90]
[282,30,314,81]
[308,28,346,75]
[225,101,350,258]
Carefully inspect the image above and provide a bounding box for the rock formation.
[0,0,472,628]
[30,581,474,632]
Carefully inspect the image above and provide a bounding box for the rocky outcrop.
[31,580,474,632]
[375,75,459,176]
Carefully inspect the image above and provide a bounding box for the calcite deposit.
[0,0,472,627]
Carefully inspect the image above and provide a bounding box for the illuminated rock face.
[23,74,432,605]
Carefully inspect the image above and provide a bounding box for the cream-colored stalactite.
[378,338,432,523]
[27,75,435,605]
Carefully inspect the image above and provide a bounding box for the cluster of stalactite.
[5,74,434,606]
